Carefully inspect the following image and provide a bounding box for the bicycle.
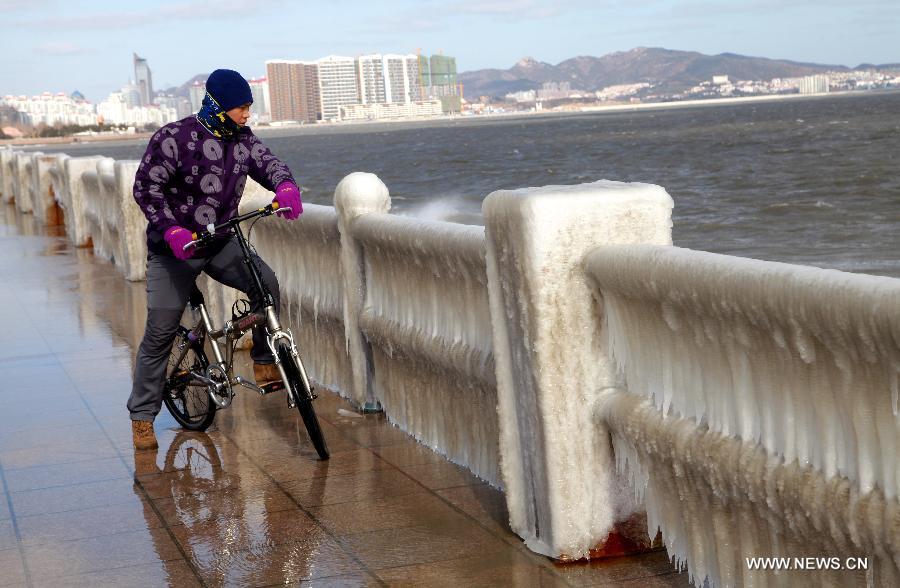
[162,203,329,460]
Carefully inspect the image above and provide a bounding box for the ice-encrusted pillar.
[63,156,104,247]
[483,180,673,560]
[115,160,147,281]
[1,148,17,204]
[334,172,391,411]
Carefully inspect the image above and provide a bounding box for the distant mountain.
[458,47,886,99]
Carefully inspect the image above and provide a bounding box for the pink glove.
[274,182,303,220]
[164,226,195,260]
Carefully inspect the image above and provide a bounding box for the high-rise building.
[155,94,192,119]
[316,56,359,121]
[189,81,206,112]
[429,55,457,87]
[418,54,431,91]
[799,75,830,95]
[357,54,421,105]
[383,54,420,104]
[357,55,386,105]
[266,60,320,123]
[121,82,142,109]
[248,77,271,119]
[133,53,154,106]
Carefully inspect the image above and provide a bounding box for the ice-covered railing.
[218,183,351,389]
[0,154,680,562]
[11,141,895,582]
[587,246,900,586]
[31,154,64,226]
[352,204,499,484]
[14,152,37,213]
[78,157,146,281]
[601,393,891,587]
[0,148,15,203]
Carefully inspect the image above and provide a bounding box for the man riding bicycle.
[127,69,302,450]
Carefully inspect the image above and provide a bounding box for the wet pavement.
[0,202,691,587]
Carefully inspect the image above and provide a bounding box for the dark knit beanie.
[205,69,253,111]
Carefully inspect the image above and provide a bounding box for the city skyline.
[1,0,898,101]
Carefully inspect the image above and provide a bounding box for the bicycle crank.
[205,364,233,408]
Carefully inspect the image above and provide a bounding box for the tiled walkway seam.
[0,462,33,588]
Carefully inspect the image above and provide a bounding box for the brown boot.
[254,362,282,385]
[132,420,158,451]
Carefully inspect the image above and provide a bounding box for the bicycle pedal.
[259,381,285,395]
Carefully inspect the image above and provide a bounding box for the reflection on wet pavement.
[0,202,690,586]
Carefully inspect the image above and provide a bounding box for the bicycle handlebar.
[182,203,291,251]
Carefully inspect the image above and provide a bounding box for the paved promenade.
[0,203,689,587]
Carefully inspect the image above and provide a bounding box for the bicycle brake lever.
[183,231,205,251]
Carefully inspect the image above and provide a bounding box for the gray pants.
[128,239,280,422]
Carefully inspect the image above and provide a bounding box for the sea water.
[31,90,900,278]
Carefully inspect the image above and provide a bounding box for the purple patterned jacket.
[133,116,295,256]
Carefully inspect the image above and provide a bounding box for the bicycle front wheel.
[276,341,328,460]
[163,326,216,431]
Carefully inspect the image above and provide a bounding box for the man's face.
[226,103,251,126]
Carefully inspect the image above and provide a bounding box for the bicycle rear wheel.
[276,341,329,460]
[163,326,216,431]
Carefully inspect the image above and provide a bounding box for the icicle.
[586,245,900,500]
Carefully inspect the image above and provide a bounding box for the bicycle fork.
[263,304,314,409]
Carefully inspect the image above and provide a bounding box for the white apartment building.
[383,54,420,104]
[317,56,360,121]
[1,93,96,127]
[799,75,830,95]
[357,55,386,105]
[189,81,206,112]
[97,92,177,126]
[248,77,271,122]
[356,54,421,106]
[340,99,442,121]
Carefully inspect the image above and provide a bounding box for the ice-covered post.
[62,156,104,247]
[484,180,673,560]
[33,155,64,226]
[334,172,391,411]
[115,160,147,281]
[0,148,15,204]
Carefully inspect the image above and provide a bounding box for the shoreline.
[1,132,153,147]
[5,89,897,148]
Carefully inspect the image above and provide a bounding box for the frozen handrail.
[352,213,492,381]
[351,208,498,483]
[599,391,897,587]
[585,244,900,499]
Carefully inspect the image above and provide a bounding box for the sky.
[1,0,898,102]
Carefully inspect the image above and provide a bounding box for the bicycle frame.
[178,205,315,410]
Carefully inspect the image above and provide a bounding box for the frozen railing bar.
[247,201,344,321]
[93,158,120,266]
[351,207,500,483]
[353,213,493,380]
[484,180,674,559]
[352,213,486,265]
[600,391,898,587]
[585,244,900,500]
[236,187,351,393]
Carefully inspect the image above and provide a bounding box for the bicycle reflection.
[133,431,335,585]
